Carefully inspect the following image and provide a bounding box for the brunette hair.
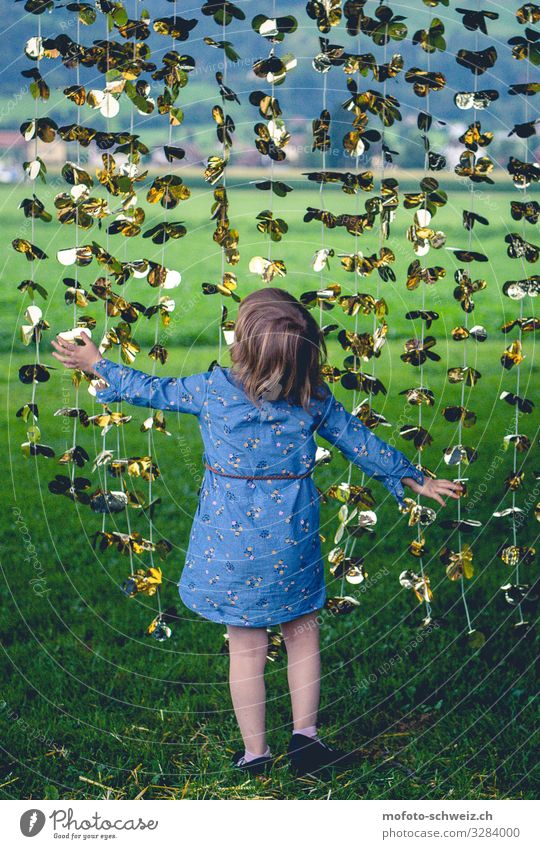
[229,288,328,410]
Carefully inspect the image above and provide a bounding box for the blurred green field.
[1,178,534,351]
[0,179,538,800]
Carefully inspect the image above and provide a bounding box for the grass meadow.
[0,177,538,799]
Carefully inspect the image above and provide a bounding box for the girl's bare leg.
[281,611,321,732]
[227,625,269,756]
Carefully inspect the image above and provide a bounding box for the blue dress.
[93,358,424,628]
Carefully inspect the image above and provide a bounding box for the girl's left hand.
[51,333,101,375]
[402,475,463,508]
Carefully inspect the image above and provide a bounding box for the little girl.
[52,288,461,778]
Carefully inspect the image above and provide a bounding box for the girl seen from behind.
[52,287,462,778]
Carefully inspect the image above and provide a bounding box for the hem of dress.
[178,586,327,628]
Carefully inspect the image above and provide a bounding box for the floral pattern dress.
[93,358,424,628]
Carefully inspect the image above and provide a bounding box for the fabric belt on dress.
[204,462,313,481]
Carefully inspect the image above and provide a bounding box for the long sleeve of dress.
[92,356,208,416]
[316,389,424,507]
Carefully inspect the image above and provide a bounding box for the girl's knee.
[227,626,269,658]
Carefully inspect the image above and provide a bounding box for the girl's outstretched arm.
[51,334,208,415]
[316,389,462,508]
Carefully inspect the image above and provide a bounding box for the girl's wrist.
[90,356,107,378]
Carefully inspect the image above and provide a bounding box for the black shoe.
[287,733,358,776]
[231,750,274,776]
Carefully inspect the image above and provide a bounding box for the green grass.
[1,178,536,352]
[0,181,538,799]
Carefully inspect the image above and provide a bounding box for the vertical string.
[116,1,140,586]
[316,38,327,386]
[317,56,328,293]
[417,37,432,623]
[456,27,480,634]
[29,13,42,411]
[343,20,381,587]
[341,17,365,587]
[98,10,138,611]
[267,0,277,263]
[346,24,365,491]
[100,11,112,535]
[509,23,531,626]
[69,12,81,489]
[217,6,228,362]
[146,0,180,620]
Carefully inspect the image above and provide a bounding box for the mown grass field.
[0,179,538,800]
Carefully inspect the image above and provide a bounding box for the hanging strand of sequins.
[217,5,231,362]
[302,4,358,586]
[66,9,85,520]
[342,8,379,593]
[264,0,277,266]
[205,2,241,359]
[113,0,141,594]
[314,36,329,336]
[112,0,152,621]
[400,12,447,619]
[410,17,435,624]
[501,8,538,631]
[451,17,486,645]
[142,1,195,640]
[337,10,401,597]
[92,7,140,622]
[304,6,345,589]
[84,8,137,607]
[248,0,295,284]
[507,11,530,628]
[17,9,44,462]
